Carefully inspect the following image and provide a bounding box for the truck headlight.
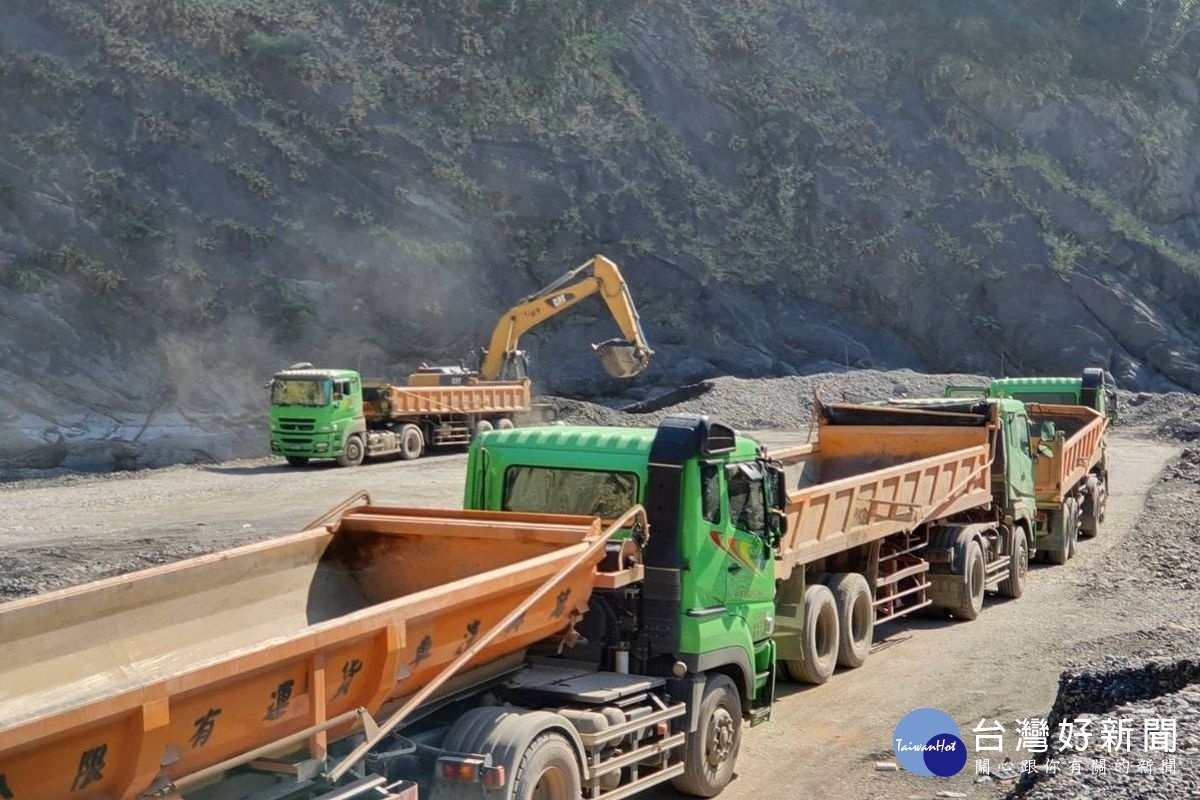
[314,442,329,451]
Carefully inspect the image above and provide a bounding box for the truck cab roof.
[272,368,360,380]
[474,424,760,461]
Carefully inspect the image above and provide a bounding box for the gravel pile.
[1085,447,1200,594]
[1009,661,1200,800]
[553,368,989,430]
[1010,446,1200,800]
[1118,391,1200,440]
[549,370,1200,442]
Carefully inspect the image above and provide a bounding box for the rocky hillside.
[4,0,1200,469]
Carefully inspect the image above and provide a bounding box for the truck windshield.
[503,466,638,520]
[1005,391,1077,404]
[271,378,330,407]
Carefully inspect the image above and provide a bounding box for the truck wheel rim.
[707,707,735,767]
[532,766,569,800]
[970,551,984,601]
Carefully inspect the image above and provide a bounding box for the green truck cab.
[464,419,782,728]
[269,368,365,467]
[946,367,1119,421]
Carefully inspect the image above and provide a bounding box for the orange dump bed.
[0,503,610,800]
[770,404,994,578]
[1026,403,1107,505]
[363,380,531,422]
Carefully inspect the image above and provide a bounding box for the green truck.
[423,399,1043,795]
[946,369,1116,563]
[268,366,531,466]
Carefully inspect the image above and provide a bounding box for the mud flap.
[771,572,806,661]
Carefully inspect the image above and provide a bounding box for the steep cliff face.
[3,0,1200,468]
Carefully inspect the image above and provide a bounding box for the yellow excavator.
[409,254,653,385]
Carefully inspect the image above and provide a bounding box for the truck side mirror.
[762,462,788,546]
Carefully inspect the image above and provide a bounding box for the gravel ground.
[1003,446,1200,800]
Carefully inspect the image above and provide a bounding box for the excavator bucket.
[593,338,650,378]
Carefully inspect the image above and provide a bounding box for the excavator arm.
[478,254,654,381]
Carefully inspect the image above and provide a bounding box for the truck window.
[726,463,766,535]
[503,467,638,520]
[1011,414,1032,455]
[1009,391,1076,405]
[271,379,329,407]
[701,463,722,524]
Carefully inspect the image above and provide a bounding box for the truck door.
[719,463,775,611]
[1006,411,1036,513]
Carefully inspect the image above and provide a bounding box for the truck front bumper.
[270,431,341,457]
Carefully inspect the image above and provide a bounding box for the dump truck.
[465,400,1040,692]
[269,255,653,467]
[0,498,651,800]
[1024,402,1110,563]
[2,407,1041,800]
[269,368,531,466]
[944,368,1115,563]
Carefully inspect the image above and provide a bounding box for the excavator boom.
[478,254,653,380]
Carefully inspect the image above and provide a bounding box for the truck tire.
[474,419,493,437]
[434,709,582,800]
[1065,496,1080,559]
[673,674,742,797]
[399,424,423,461]
[997,527,1028,599]
[783,584,839,684]
[336,434,365,467]
[497,417,515,430]
[828,573,873,669]
[511,733,582,800]
[1080,477,1105,538]
[950,539,985,621]
[284,456,309,467]
[1045,498,1080,564]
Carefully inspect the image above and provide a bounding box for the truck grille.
[279,417,316,432]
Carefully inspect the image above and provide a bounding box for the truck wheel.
[1080,478,1105,538]
[336,434,365,467]
[284,456,309,467]
[951,539,985,621]
[783,584,839,684]
[399,424,423,460]
[998,527,1028,599]
[512,733,582,800]
[1045,497,1081,563]
[828,573,873,669]
[474,419,493,437]
[1065,496,1080,559]
[673,674,742,797]
[497,417,515,430]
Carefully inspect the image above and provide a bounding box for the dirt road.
[0,432,1181,799]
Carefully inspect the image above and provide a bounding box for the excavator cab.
[593,338,651,378]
